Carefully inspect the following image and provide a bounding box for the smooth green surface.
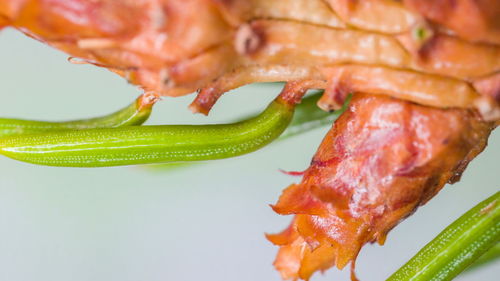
[0,95,152,137]
[388,192,500,281]
[149,91,349,171]
[0,99,294,167]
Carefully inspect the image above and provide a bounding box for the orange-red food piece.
[0,0,235,95]
[268,93,493,280]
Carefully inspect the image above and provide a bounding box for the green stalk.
[0,93,157,137]
[145,91,349,171]
[388,191,500,281]
[0,95,296,167]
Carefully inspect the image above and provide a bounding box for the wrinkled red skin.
[2,0,500,104]
[268,93,493,280]
[0,0,236,96]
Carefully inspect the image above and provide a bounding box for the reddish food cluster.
[1,0,498,280]
[268,93,492,279]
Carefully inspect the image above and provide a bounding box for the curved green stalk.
[388,191,500,281]
[144,91,349,171]
[0,93,157,137]
[0,95,296,167]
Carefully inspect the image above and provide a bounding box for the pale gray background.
[0,29,498,281]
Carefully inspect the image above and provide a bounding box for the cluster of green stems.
[0,90,496,280]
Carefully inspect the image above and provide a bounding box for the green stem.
[388,191,500,281]
[0,93,157,137]
[0,95,296,167]
[145,91,349,170]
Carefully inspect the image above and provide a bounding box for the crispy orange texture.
[2,0,499,112]
[268,94,493,280]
